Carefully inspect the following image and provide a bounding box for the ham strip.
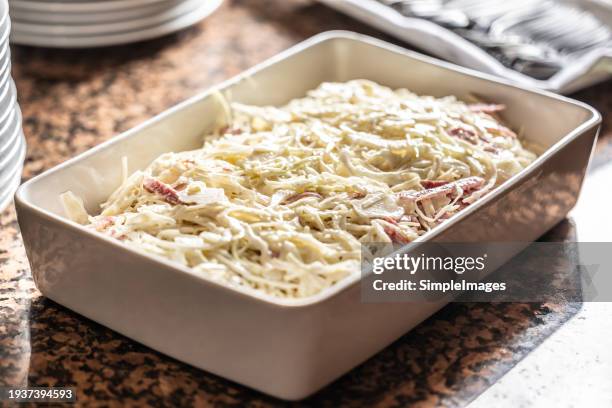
[349,191,367,199]
[174,182,188,191]
[282,191,322,204]
[397,176,484,205]
[383,225,411,245]
[420,180,450,189]
[219,125,243,135]
[93,216,115,232]
[448,127,478,144]
[143,177,183,205]
[378,218,413,244]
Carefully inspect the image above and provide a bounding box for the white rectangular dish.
[15,31,600,400]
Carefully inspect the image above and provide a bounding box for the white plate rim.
[10,0,222,48]
[12,0,203,36]
[10,0,170,13]
[10,0,182,25]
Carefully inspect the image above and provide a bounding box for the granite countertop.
[1,0,611,406]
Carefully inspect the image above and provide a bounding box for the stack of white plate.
[0,0,25,212]
[9,0,223,48]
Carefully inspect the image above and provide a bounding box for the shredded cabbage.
[63,80,537,298]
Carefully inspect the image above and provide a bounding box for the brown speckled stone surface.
[1,0,611,406]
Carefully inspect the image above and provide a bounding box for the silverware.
[381,0,470,28]
[379,0,612,79]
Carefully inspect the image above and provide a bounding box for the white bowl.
[15,32,601,400]
[12,0,202,36]
[10,0,222,48]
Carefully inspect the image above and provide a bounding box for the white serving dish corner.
[15,32,600,400]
